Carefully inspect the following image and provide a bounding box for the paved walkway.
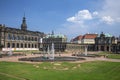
[0,53,120,63]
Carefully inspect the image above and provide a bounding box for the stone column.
[98,45,101,51]
[104,45,107,51]
[109,45,111,52]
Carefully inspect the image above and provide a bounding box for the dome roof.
[105,33,112,37]
[44,34,66,38]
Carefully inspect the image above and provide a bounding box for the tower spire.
[21,13,27,31]
[24,12,25,18]
[52,30,54,35]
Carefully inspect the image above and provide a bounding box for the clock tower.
[21,15,27,31]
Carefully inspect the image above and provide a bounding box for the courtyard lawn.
[0,61,120,80]
[107,54,120,59]
[98,52,120,59]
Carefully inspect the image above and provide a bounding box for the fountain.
[85,46,87,56]
[43,50,46,58]
[49,43,55,60]
[72,45,101,57]
[7,47,13,56]
[19,43,85,62]
[0,47,26,58]
[47,45,50,58]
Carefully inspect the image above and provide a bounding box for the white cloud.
[93,11,98,16]
[101,16,114,24]
[77,10,92,20]
[67,8,119,25]
[57,0,120,40]
[101,0,120,22]
[67,10,92,23]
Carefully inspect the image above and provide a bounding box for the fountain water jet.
[8,47,13,56]
[47,45,50,58]
[85,46,87,56]
[19,43,85,62]
[49,43,55,60]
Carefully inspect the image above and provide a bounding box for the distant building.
[95,32,117,52]
[82,33,98,44]
[71,33,98,44]
[70,33,98,51]
[42,32,67,52]
[115,37,120,53]
[70,32,120,52]
[71,35,83,44]
[0,16,44,51]
[65,43,85,53]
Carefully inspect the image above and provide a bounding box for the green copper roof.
[105,33,113,37]
[45,34,67,38]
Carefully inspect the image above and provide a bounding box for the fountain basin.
[18,56,85,62]
[72,53,101,57]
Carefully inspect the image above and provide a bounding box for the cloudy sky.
[0,0,120,40]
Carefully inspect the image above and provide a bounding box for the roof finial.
[23,11,26,18]
[52,30,54,35]
[23,8,26,17]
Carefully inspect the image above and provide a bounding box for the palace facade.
[71,33,98,44]
[95,32,117,52]
[71,32,119,53]
[42,31,67,52]
[0,16,44,51]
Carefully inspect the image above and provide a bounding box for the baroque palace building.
[42,31,67,52]
[71,32,119,53]
[0,16,44,51]
[42,31,86,53]
[95,32,118,52]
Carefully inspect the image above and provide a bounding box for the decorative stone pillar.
[98,45,101,51]
[109,45,111,52]
[104,45,107,51]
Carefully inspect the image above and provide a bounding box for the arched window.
[30,37,32,41]
[19,36,22,40]
[28,37,30,41]
[12,43,15,48]
[119,44,120,50]
[12,35,16,40]
[33,37,35,41]
[25,36,27,41]
[25,44,27,48]
[17,36,20,40]
[17,43,19,48]
[32,44,34,48]
[21,36,24,40]
[16,36,18,40]
[7,34,11,40]
[21,43,23,48]
[7,43,10,48]
[28,44,30,48]
[35,44,37,48]
[35,37,37,41]
[32,37,33,41]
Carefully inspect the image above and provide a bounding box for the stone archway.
[101,46,104,51]
[7,43,10,48]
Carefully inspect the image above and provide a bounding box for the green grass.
[107,54,120,59]
[98,51,120,59]
[0,74,19,80]
[13,50,41,54]
[0,61,120,80]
